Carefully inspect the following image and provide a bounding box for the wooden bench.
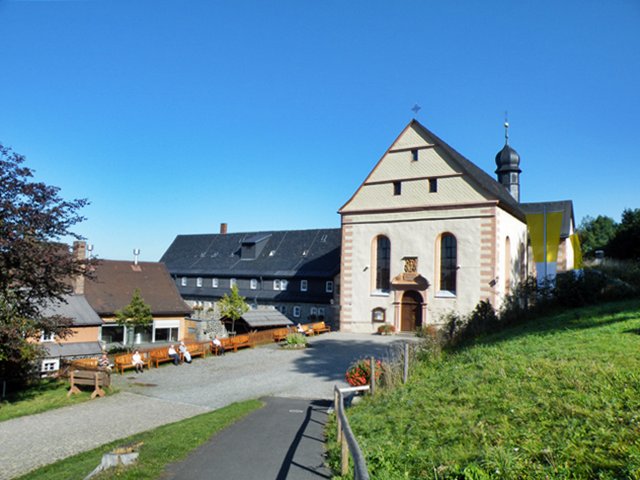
[149,348,174,368]
[114,352,150,374]
[184,343,206,360]
[231,334,254,351]
[312,321,331,334]
[67,369,111,399]
[272,327,292,342]
[301,324,315,336]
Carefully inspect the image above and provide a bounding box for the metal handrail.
[334,385,371,480]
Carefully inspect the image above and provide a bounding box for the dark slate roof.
[160,228,341,278]
[42,341,103,358]
[242,309,294,328]
[85,260,191,316]
[520,200,575,238]
[41,294,102,326]
[411,120,526,221]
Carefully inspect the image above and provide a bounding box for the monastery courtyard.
[0,332,412,480]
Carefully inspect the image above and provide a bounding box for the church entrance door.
[400,290,423,332]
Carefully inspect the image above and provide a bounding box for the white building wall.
[341,207,498,333]
[495,208,529,307]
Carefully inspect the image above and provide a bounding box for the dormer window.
[212,278,219,288]
[393,181,402,196]
[250,279,258,290]
[181,277,187,287]
[326,281,334,293]
[196,277,203,287]
[300,279,308,292]
[411,149,419,161]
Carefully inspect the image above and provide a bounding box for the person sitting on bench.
[168,344,180,365]
[132,350,145,373]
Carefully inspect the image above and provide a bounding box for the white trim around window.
[40,331,55,342]
[250,278,258,290]
[41,358,60,373]
[300,279,308,292]
[181,277,187,287]
[325,281,334,293]
[293,306,301,318]
[212,278,219,288]
[196,277,203,287]
[230,278,237,288]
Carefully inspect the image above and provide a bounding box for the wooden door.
[401,290,423,332]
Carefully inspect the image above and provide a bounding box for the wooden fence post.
[403,342,409,384]
[370,356,375,396]
[341,429,349,475]
[335,388,342,445]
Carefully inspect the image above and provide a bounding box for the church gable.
[340,121,498,214]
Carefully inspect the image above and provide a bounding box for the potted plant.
[377,324,396,335]
[282,332,308,349]
[345,358,383,387]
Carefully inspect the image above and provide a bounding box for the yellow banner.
[570,233,583,268]
[526,212,564,263]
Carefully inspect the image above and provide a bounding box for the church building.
[338,119,578,333]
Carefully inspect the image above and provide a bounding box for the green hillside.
[329,300,640,479]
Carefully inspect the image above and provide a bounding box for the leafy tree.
[0,144,90,383]
[115,289,153,349]
[608,208,640,260]
[217,284,248,334]
[578,215,617,257]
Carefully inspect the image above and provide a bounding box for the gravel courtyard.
[0,332,413,479]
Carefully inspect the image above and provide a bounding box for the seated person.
[297,323,305,334]
[98,353,112,372]
[178,341,192,364]
[168,344,180,365]
[132,350,145,373]
[212,335,225,355]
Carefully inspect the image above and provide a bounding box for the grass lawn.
[328,300,640,479]
[0,378,115,422]
[17,399,262,480]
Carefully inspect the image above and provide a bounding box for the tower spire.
[504,111,509,145]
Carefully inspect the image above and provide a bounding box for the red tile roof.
[84,260,190,316]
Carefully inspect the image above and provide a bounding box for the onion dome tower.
[495,121,521,202]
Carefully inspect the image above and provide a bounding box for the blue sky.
[1,0,638,261]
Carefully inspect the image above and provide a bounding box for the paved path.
[0,332,411,479]
[162,397,332,480]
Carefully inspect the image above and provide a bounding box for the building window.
[196,277,203,287]
[440,233,457,293]
[250,279,258,290]
[393,181,401,195]
[281,305,287,315]
[429,178,437,193]
[273,279,280,291]
[281,279,288,291]
[326,281,334,293]
[300,279,308,292]
[212,278,219,288]
[181,277,187,287]
[310,307,318,316]
[372,308,385,322]
[293,306,301,318]
[101,325,125,344]
[318,307,325,317]
[230,278,237,288]
[411,149,419,161]
[154,327,179,342]
[41,359,59,373]
[40,331,55,342]
[375,235,391,291]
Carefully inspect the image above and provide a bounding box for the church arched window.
[439,233,457,294]
[374,235,391,292]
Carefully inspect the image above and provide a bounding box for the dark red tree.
[1,144,91,382]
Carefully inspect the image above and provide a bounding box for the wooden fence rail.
[334,385,371,480]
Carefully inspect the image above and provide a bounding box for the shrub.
[345,358,383,387]
[284,332,307,347]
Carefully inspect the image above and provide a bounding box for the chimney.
[220,223,228,235]
[72,241,86,295]
[133,248,141,266]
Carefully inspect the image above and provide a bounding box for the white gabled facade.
[339,120,529,333]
